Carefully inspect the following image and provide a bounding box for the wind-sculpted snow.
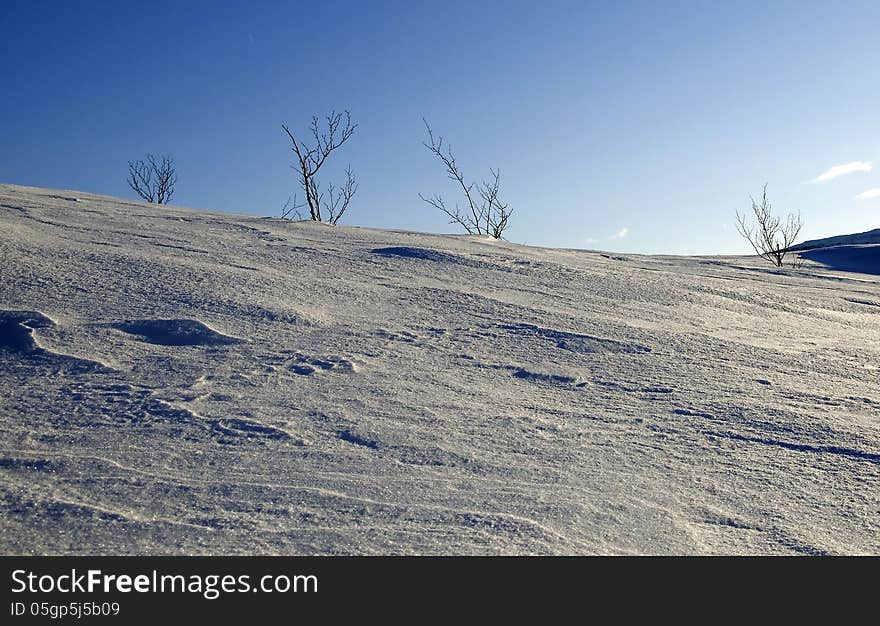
[289,354,357,376]
[112,318,239,346]
[0,310,54,353]
[497,323,651,354]
[1,183,878,555]
[0,309,107,372]
[370,246,493,270]
[510,368,579,385]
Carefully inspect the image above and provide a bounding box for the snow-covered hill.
[787,228,880,276]
[1,184,878,555]
[790,228,880,250]
[797,245,880,276]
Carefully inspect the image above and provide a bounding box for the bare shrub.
[127,154,177,204]
[279,195,303,220]
[281,111,358,224]
[420,119,512,239]
[736,184,803,267]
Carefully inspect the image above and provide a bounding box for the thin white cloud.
[610,227,629,240]
[855,188,880,200]
[813,161,872,183]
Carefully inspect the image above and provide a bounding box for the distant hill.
[798,244,880,276]
[789,228,880,251]
[783,228,880,276]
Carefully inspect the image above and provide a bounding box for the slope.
[1,184,878,555]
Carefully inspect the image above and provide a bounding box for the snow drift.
[1,184,878,555]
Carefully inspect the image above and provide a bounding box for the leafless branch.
[325,165,358,225]
[735,184,803,267]
[280,194,305,220]
[282,110,357,223]
[479,168,513,239]
[127,154,177,204]
[420,119,511,239]
[127,160,153,203]
[418,192,480,234]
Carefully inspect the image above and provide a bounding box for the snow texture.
[1,184,878,555]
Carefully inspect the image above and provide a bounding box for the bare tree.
[420,119,512,239]
[281,110,358,224]
[127,154,177,204]
[280,195,304,220]
[736,184,803,267]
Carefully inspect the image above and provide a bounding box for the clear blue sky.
[2,0,878,254]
